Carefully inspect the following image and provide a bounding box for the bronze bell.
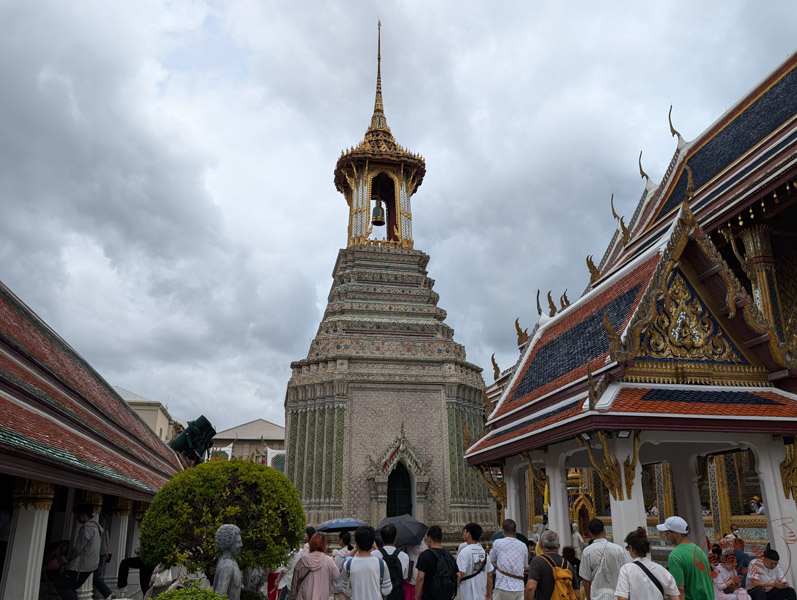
[371,197,386,226]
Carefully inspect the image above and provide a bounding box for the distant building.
[114,385,185,443]
[212,419,286,471]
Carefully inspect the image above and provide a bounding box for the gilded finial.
[515,318,529,347]
[684,163,695,201]
[638,150,649,181]
[668,105,682,140]
[536,289,543,317]
[369,20,388,132]
[610,193,630,245]
[547,291,557,317]
[602,310,622,357]
[491,353,500,380]
[559,290,570,309]
[586,255,600,285]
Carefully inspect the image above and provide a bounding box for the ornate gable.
[612,200,792,386]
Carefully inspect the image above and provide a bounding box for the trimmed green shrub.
[240,589,264,600]
[155,582,226,599]
[140,460,305,578]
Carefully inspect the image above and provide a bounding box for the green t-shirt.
[668,543,714,600]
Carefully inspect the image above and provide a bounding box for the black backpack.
[429,548,458,600]
[379,548,405,600]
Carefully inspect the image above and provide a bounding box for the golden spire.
[369,20,389,133]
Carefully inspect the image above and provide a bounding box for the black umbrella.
[316,518,368,532]
[376,514,428,547]
[489,530,530,545]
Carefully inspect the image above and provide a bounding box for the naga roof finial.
[638,150,649,182]
[669,105,684,143]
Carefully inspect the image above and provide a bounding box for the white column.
[607,435,647,545]
[0,505,50,600]
[544,450,570,542]
[669,453,707,549]
[105,513,130,588]
[504,456,524,525]
[753,437,797,587]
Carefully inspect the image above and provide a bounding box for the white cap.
[656,516,689,534]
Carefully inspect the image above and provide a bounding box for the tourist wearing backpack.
[416,525,458,600]
[340,526,393,600]
[526,530,579,600]
[380,525,410,600]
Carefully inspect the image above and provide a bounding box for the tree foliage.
[140,460,305,577]
[155,582,226,600]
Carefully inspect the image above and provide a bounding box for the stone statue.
[213,524,242,600]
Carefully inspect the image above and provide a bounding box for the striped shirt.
[579,538,630,600]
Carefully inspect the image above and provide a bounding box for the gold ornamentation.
[132,501,149,519]
[684,163,695,202]
[106,497,133,516]
[622,431,641,499]
[482,391,494,421]
[462,422,472,452]
[76,490,104,514]
[547,291,557,317]
[611,193,631,245]
[516,318,529,347]
[669,105,683,140]
[474,464,507,523]
[602,310,622,360]
[491,353,500,380]
[13,478,54,510]
[536,290,543,317]
[578,430,623,500]
[586,363,608,410]
[780,442,797,503]
[587,255,601,285]
[561,290,570,308]
[638,271,743,363]
[638,150,649,182]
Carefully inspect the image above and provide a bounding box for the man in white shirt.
[458,522,493,600]
[579,519,629,600]
[340,525,392,600]
[747,547,796,600]
[489,519,527,600]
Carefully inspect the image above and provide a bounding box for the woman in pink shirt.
[292,533,341,600]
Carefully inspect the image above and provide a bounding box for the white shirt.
[489,536,527,592]
[615,558,679,600]
[278,550,304,590]
[340,555,392,600]
[579,538,631,600]
[381,546,410,579]
[458,543,494,600]
[747,559,785,588]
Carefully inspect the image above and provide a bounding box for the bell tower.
[285,23,491,537]
[334,22,425,249]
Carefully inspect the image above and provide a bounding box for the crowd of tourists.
[275,515,796,600]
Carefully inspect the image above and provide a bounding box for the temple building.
[285,24,492,532]
[467,51,797,578]
[0,281,184,599]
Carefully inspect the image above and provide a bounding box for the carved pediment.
[367,423,430,479]
[636,270,746,364]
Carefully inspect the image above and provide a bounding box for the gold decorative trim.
[587,255,601,285]
[13,478,54,511]
[132,500,149,520]
[76,490,104,514]
[578,431,624,500]
[106,497,133,516]
[622,362,769,386]
[491,354,500,380]
[780,442,797,503]
[623,431,641,499]
[547,291,557,317]
[474,464,506,523]
[611,193,631,245]
[515,318,529,347]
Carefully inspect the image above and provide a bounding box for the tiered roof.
[467,51,797,465]
[0,281,182,498]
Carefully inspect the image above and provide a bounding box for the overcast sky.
[1,1,795,432]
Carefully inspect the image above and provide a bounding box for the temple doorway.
[387,462,413,517]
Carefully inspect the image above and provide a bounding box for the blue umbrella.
[316,518,367,532]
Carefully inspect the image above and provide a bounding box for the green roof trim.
[0,425,157,492]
